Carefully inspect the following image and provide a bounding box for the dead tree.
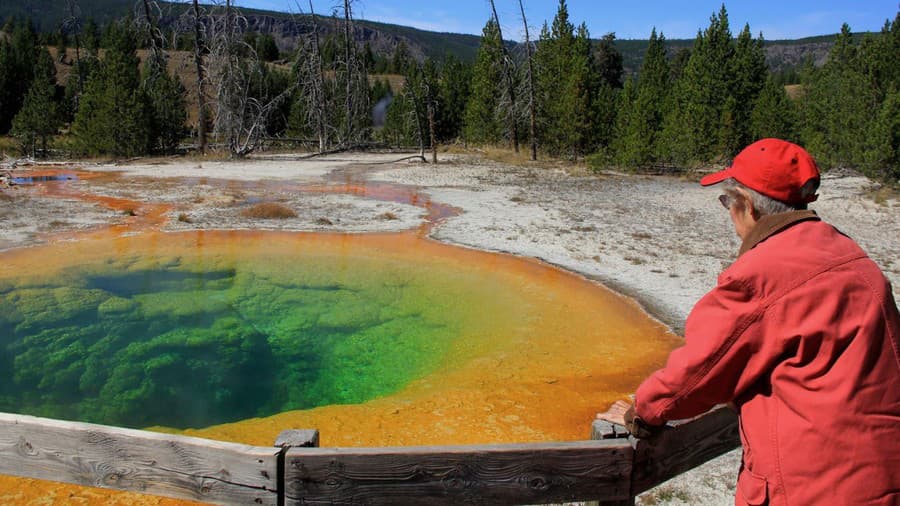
[192,0,208,153]
[343,0,353,143]
[289,0,330,152]
[518,0,537,160]
[63,0,85,94]
[489,0,519,154]
[138,0,165,72]
[334,0,370,147]
[207,0,295,157]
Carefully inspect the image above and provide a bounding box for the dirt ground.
[1,152,898,505]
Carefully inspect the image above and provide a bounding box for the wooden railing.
[0,407,739,505]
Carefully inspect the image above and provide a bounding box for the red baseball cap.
[700,138,820,205]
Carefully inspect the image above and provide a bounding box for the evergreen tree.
[381,90,417,147]
[594,32,624,88]
[10,48,61,156]
[463,18,504,144]
[534,0,602,158]
[750,75,797,142]
[0,19,40,134]
[724,24,767,155]
[870,89,900,181]
[436,55,472,142]
[255,33,280,62]
[798,23,881,174]
[658,6,734,165]
[142,63,187,154]
[82,18,100,54]
[72,21,152,156]
[612,28,669,168]
[391,41,410,74]
[591,31,622,151]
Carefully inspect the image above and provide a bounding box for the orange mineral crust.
[0,230,680,504]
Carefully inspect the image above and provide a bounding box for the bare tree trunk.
[407,77,426,159]
[309,0,327,151]
[343,0,353,145]
[140,0,163,66]
[428,97,437,163]
[208,0,297,157]
[64,0,84,93]
[192,0,207,153]
[489,0,519,154]
[518,0,537,161]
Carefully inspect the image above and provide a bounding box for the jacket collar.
[739,210,820,256]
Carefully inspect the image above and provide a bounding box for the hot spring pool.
[0,230,678,446]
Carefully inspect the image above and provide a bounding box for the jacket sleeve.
[635,271,785,425]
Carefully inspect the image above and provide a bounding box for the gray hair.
[721,178,804,216]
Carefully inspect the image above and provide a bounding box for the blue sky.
[234,1,898,40]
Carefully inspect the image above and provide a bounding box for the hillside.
[3,1,845,72]
[615,35,837,75]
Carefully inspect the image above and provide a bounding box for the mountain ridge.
[1,1,848,72]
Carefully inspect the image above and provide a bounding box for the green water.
[0,249,504,430]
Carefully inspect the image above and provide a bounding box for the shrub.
[240,203,297,219]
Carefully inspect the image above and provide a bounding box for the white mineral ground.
[1,152,898,505]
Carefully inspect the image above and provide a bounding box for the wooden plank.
[0,412,280,505]
[630,406,740,495]
[275,430,319,449]
[591,420,630,441]
[588,420,635,506]
[284,440,633,505]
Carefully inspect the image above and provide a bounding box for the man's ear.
[735,188,759,219]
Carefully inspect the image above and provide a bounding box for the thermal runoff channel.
[0,230,678,442]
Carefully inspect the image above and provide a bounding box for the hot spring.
[0,229,678,446]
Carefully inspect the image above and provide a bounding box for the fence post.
[588,419,636,506]
[274,430,320,506]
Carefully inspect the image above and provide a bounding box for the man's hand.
[597,399,665,439]
[596,399,632,427]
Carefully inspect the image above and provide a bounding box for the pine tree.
[463,18,504,144]
[592,32,623,151]
[0,19,40,134]
[380,91,417,147]
[798,23,880,174]
[436,55,472,142]
[750,75,797,142]
[10,48,61,156]
[870,89,900,181]
[612,28,669,168]
[142,64,187,154]
[724,24,767,155]
[658,6,734,165]
[72,21,152,156]
[534,0,602,158]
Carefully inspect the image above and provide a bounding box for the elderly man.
[599,139,900,505]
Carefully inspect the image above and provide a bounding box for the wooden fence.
[0,407,739,505]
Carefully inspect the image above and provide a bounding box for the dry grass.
[0,136,18,156]
[867,185,899,206]
[784,84,804,100]
[240,202,297,219]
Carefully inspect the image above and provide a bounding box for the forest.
[0,0,897,183]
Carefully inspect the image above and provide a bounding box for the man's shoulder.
[725,219,869,294]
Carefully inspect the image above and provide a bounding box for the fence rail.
[0,407,739,505]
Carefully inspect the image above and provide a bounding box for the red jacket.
[635,212,900,506]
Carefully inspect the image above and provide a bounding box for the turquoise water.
[0,243,497,430]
